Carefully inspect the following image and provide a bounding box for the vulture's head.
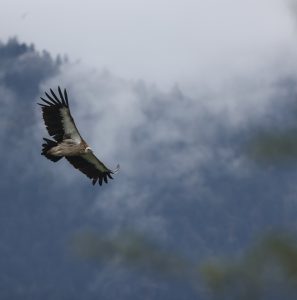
[85,146,93,153]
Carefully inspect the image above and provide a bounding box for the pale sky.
[0,0,297,88]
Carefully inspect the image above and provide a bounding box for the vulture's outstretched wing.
[66,153,120,185]
[38,87,82,143]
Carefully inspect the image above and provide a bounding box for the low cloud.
[2,37,297,299]
[41,55,297,245]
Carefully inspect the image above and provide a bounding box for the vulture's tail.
[41,138,63,162]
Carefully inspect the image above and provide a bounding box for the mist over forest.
[1,37,297,299]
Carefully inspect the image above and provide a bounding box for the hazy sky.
[2,5,297,299]
[1,0,296,88]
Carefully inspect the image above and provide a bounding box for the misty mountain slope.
[1,38,297,299]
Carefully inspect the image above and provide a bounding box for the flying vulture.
[38,87,119,186]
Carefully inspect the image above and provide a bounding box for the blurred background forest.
[1,0,297,299]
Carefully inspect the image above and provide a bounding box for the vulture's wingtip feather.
[49,88,60,102]
[40,97,53,106]
[64,89,69,106]
[111,164,120,174]
[45,91,59,104]
[58,86,64,100]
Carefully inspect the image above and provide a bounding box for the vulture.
[38,87,119,186]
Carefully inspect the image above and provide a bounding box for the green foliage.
[202,234,297,298]
[72,232,297,298]
[248,129,297,164]
[72,231,197,279]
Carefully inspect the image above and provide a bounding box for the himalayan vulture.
[38,87,119,186]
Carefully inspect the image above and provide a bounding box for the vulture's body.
[39,87,119,186]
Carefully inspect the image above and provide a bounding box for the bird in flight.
[38,87,119,186]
